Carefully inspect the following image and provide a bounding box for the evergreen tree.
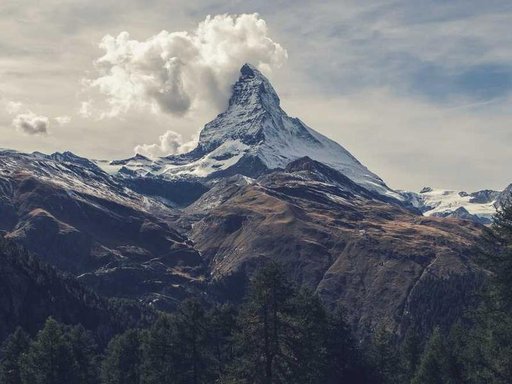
[141,299,216,384]
[324,306,375,384]
[66,324,99,384]
[468,198,512,382]
[170,299,215,384]
[411,328,452,384]
[101,329,142,384]
[0,327,31,384]
[207,304,237,378]
[400,328,422,383]
[482,199,512,310]
[140,316,177,384]
[223,263,341,383]
[223,263,300,383]
[369,326,399,384]
[288,288,329,384]
[19,317,79,384]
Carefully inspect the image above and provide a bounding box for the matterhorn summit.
[107,63,400,200]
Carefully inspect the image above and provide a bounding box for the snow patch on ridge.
[402,188,500,223]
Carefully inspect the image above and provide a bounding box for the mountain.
[181,156,483,334]
[401,187,501,224]
[0,237,152,341]
[0,64,495,337]
[98,64,401,202]
[496,183,512,208]
[0,150,204,310]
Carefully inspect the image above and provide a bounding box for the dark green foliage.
[411,328,451,384]
[101,329,143,384]
[404,273,483,337]
[481,200,512,311]
[326,307,370,384]
[223,263,297,383]
[0,327,31,384]
[405,199,512,384]
[206,304,237,377]
[65,324,100,384]
[399,328,422,383]
[171,299,215,384]
[222,262,366,384]
[140,299,235,384]
[140,316,176,384]
[369,327,400,384]
[0,237,154,344]
[20,318,80,384]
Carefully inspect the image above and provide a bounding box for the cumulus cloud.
[86,13,287,118]
[134,130,198,158]
[12,112,49,135]
[55,115,71,125]
[5,101,23,114]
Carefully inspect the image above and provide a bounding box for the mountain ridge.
[97,63,402,201]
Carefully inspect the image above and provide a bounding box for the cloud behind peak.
[86,13,287,118]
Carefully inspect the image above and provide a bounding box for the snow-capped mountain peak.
[101,64,401,200]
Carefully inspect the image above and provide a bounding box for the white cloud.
[12,112,49,135]
[134,129,197,158]
[79,100,93,118]
[86,13,287,118]
[55,115,71,125]
[5,101,23,114]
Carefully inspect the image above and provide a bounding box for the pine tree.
[169,299,214,384]
[411,328,451,384]
[0,327,31,384]
[325,307,373,383]
[66,324,99,384]
[223,262,295,384]
[468,198,512,382]
[223,263,339,384]
[369,326,399,384]
[140,316,177,384]
[288,288,330,384]
[482,199,512,311]
[207,304,237,378]
[101,329,142,384]
[19,317,79,384]
[400,328,422,383]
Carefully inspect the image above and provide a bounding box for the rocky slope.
[0,238,152,341]
[184,158,483,334]
[0,150,204,310]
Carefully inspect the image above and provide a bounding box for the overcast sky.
[1,0,511,191]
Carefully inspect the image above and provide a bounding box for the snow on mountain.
[0,149,175,217]
[101,63,401,200]
[401,187,500,224]
[496,183,512,207]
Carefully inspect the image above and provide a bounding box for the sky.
[0,0,511,191]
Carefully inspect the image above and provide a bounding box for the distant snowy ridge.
[401,187,502,224]
[97,64,402,201]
